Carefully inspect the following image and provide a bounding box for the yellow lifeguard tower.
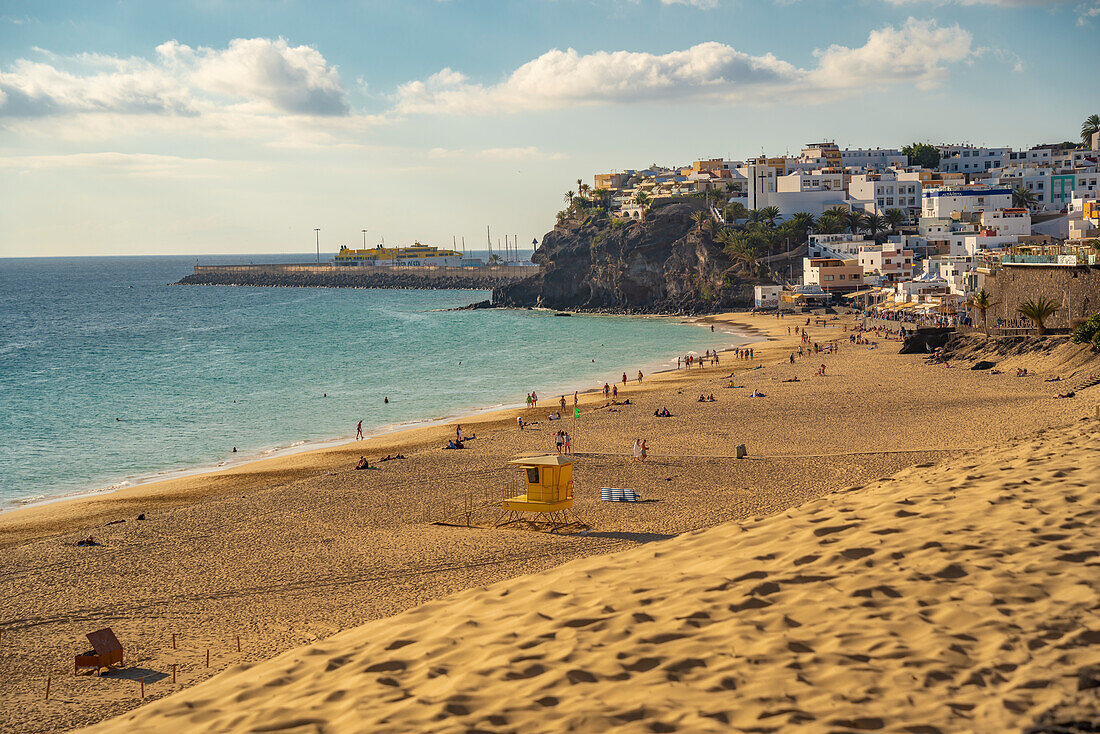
[497,455,578,530]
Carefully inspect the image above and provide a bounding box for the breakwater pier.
[177,262,538,290]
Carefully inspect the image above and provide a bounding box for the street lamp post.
[362,229,367,249]
[314,228,320,264]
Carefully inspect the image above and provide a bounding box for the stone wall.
[981,264,1100,328]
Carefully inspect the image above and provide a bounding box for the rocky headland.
[493,202,776,314]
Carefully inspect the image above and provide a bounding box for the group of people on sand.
[653,407,672,417]
[697,394,716,402]
[631,438,649,462]
[603,382,619,398]
[525,392,539,408]
[356,453,406,470]
[553,430,573,454]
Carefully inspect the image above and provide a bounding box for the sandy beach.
[1,312,1097,733]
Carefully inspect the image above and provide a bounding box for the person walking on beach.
[622,372,628,387]
[564,431,572,454]
[632,439,641,462]
[637,370,643,383]
[640,439,648,463]
[555,431,564,454]
[532,392,538,407]
[603,382,610,398]
[356,420,364,440]
[573,391,578,407]
[560,395,567,410]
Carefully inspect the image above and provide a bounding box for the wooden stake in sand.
[236,635,241,653]
[172,633,176,649]
[206,649,210,668]
[140,676,145,698]
[172,664,176,684]
[45,676,51,700]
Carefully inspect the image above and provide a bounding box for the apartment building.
[922,185,1013,218]
[802,257,864,293]
[849,171,922,216]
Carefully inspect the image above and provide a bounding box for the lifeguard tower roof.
[507,455,575,467]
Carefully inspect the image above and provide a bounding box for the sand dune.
[82,417,1100,733]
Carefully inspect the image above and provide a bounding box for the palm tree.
[691,211,709,228]
[1017,296,1060,335]
[578,183,590,200]
[564,190,575,206]
[1082,113,1099,146]
[576,178,584,195]
[725,201,748,222]
[1012,186,1039,211]
[814,214,844,235]
[747,209,765,225]
[845,211,864,235]
[826,205,850,221]
[862,214,889,241]
[968,288,996,338]
[632,191,651,219]
[884,208,906,233]
[759,206,781,229]
[592,188,611,210]
[788,212,816,242]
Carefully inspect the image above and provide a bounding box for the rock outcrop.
[493,203,774,314]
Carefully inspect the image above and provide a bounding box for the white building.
[754,285,782,309]
[979,208,1031,238]
[849,172,922,217]
[776,171,845,194]
[937,146,1011,174]
[922,185,1014,218]
[857,243,914,283]
[808,233,875,259]
[841,148,908,171]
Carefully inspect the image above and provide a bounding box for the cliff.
[493,202,774,313]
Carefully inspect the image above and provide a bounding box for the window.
[526,467,540,483]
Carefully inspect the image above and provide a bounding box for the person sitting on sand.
[76,536,100,547]
[355,456,372,470]
[707,394,715,402]
[783,376,800,383]
[1017,367,1029,377]
[698,394,707,402]
[516,416,526,430]
[1045,376,1062,382]
[444,439,464,449]
[1055,391,1076,399]
[549,411,560,421]
[750,390,766,397]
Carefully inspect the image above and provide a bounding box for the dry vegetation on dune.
[82,418,1100,734]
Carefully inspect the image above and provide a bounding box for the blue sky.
[1,0,1097,257]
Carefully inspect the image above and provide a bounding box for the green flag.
[573,407,580,419]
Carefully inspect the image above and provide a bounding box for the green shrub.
[1071,313,1100,345]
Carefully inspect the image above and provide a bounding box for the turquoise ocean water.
[0,256,749,509]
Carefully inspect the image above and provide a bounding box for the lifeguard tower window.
[526,467,540,483]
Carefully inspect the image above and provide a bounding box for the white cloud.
[0,152,266,178]
[0,37,349,120]
[810,18,974,91]
[395,18,975,115]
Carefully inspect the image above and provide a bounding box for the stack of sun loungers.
[600,487,640,502]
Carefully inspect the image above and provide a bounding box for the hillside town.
[577,122,1100,332]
